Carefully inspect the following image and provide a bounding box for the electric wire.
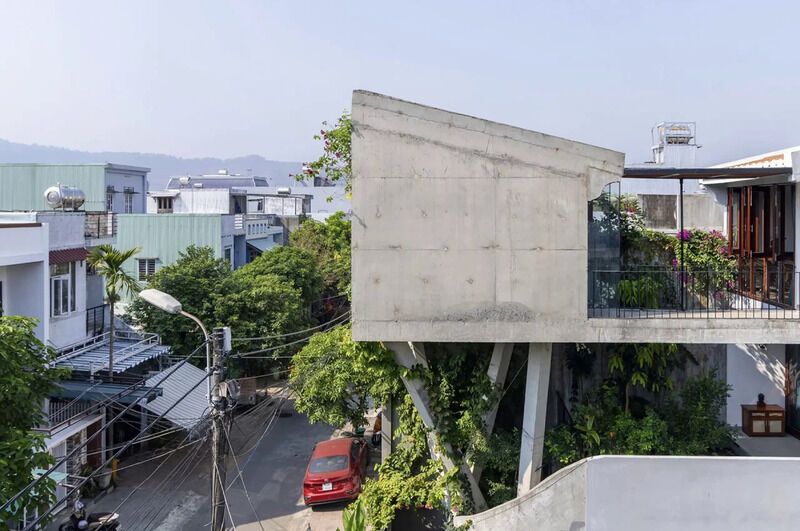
[23,371,211,530]
[213,458,237,531]
[139,434,211,530]
[222,421,265,531]
[111,426,204,521]
[232,311,350,358]
[132,431,210,529]
[1,339,210,515]
[231,310,351,342]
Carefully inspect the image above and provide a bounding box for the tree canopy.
[237,246,323,308]
[0,316,68,528]
[290,212,351,297]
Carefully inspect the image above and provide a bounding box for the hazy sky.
[1,1,799,165]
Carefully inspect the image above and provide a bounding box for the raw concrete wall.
[638,193,724,232]
[351,90,624,343]
[351,90,800,344]
[459,455,800,531]
[459,459,586,531]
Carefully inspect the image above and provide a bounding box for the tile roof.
[50,247,88,264]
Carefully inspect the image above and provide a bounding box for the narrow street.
[53,399,350,531]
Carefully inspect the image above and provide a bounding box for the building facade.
[0,163,149,213]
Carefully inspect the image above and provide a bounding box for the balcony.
[589,267,800,319]
[55,330,171,375]
[84,211,116,243]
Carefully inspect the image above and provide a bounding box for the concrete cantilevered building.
[350,90,800,530]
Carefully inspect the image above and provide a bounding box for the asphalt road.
[59,399,348,531]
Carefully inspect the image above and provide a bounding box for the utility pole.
[210,327,230,531]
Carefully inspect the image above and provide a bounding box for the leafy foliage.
[545,372,733,471]
[238,246,323,308]
[290,325,401,429]
[340,497,367,531]
[0,317,69,528]
[290,212,352,298]
[129,245,307,374]
[359,396,450,531]
[128,246,231,358]
[87,244,141,305]
[294,112,352,191]
[608,343,682,411]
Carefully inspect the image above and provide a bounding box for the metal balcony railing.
[589,267,800,319]
[84,211,116,239]
[86,305,106,336]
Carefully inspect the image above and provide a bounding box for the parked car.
[303,437,368,506]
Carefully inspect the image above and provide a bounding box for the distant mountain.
[0,138,304,190]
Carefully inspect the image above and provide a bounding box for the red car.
[303,437,368,506]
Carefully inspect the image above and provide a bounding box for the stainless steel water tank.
[44,185,86,210]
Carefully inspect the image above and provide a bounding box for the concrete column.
[483,343,514,437]
[472,343,514,482]
[387,341,488,512]
[517,342,552,496]
[380,397,393,463]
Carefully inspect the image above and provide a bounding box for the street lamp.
[139,288,212,404]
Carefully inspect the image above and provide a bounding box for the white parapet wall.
[456,455,800,531]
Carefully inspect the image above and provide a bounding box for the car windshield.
[309,455,349,473]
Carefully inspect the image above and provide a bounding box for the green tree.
[128,246,230,358]
[87,244,140,381]
[214,270,307,375]
[290,325,401,428]
[290,212,352,296]
[238,246,324,308]
[295,111,352,191]
[0,316,68,528]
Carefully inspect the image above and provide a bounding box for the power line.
[21,370,211,530]
[222,422,265,531]
[1,339,208,515]
[231,310,350,342]
[232,313,350,358]
[138,433,212,530]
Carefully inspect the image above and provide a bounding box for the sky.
[1,0,799,165]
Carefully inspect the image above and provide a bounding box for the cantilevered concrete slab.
[351,91,800,345]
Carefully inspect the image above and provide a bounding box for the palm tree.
[87,245,141,381]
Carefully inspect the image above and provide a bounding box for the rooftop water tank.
[44,185,85,210]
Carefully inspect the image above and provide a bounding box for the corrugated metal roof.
[50,247,88,264]
[142,363,209,431]
[55,334,170,374]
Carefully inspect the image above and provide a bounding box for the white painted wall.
[105,169,147,213]
[0,223,49,341]
[459,455,800,531]
[171,189,232,214]
[48,259,88,349]
[726,343,785,426]
[35,212,86,250]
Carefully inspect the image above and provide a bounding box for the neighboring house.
[243,184,350,221]
[120,176,314,284]
[0,163,149,213]
[351,91,800,530]
[0,189,200,523]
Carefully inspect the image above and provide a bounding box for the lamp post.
[138,288,229,530]
[138,288,212,403]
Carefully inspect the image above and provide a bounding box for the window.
[731,190,740,250]
[106,186,115,211]
[156,196,173,213]
[138,258,156,281]
[50,262,77,317]
[224,247,232,267]
[124,187,134,213]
